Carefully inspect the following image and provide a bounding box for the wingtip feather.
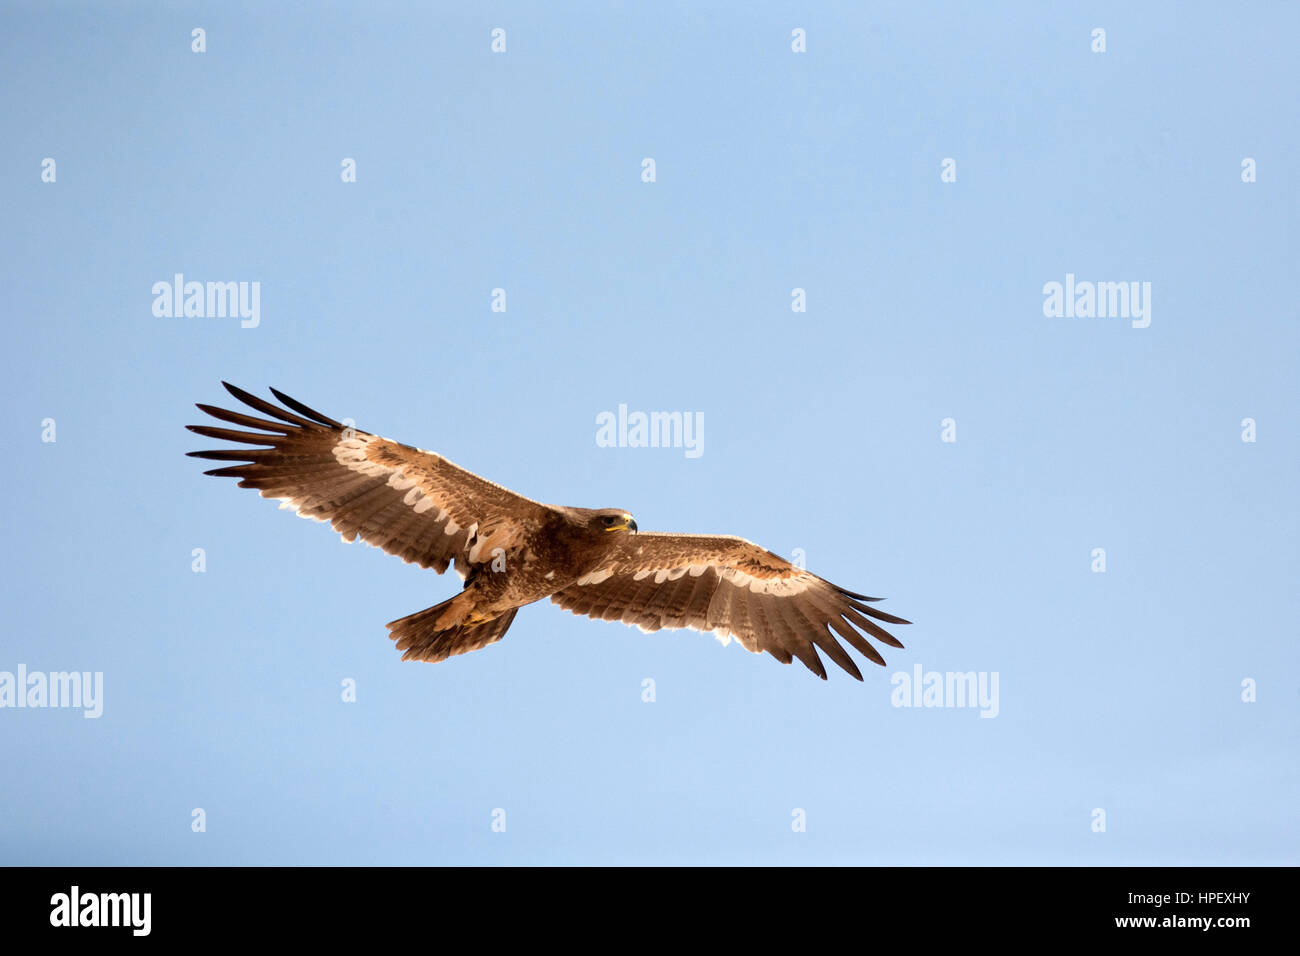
[268,387,344,428]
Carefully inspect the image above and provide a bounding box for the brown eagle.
[187,383,909,680]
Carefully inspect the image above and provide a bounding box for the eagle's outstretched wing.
[187,383,550,574]
[550,532,908,680]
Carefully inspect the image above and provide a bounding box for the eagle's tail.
[386,598,519,663]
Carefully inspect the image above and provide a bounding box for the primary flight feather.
[187,383,909,680]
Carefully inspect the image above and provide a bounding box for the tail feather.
[386,598,519,663]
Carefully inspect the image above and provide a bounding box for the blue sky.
[2,1,1296,865]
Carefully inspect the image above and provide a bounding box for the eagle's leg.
[431,590,484,629]
[385,589,519,663]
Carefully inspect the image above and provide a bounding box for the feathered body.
[188,383,909,680]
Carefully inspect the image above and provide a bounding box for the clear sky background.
[2,2,1296,865]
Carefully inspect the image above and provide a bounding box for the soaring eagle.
[187,383,909,681]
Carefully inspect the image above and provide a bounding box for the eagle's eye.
[601,516,616,526]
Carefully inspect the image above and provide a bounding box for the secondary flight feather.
[187,383,910,680]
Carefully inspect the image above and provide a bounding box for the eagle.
[187,383,909,681]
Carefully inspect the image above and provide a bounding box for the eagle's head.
[590,509,638,534]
